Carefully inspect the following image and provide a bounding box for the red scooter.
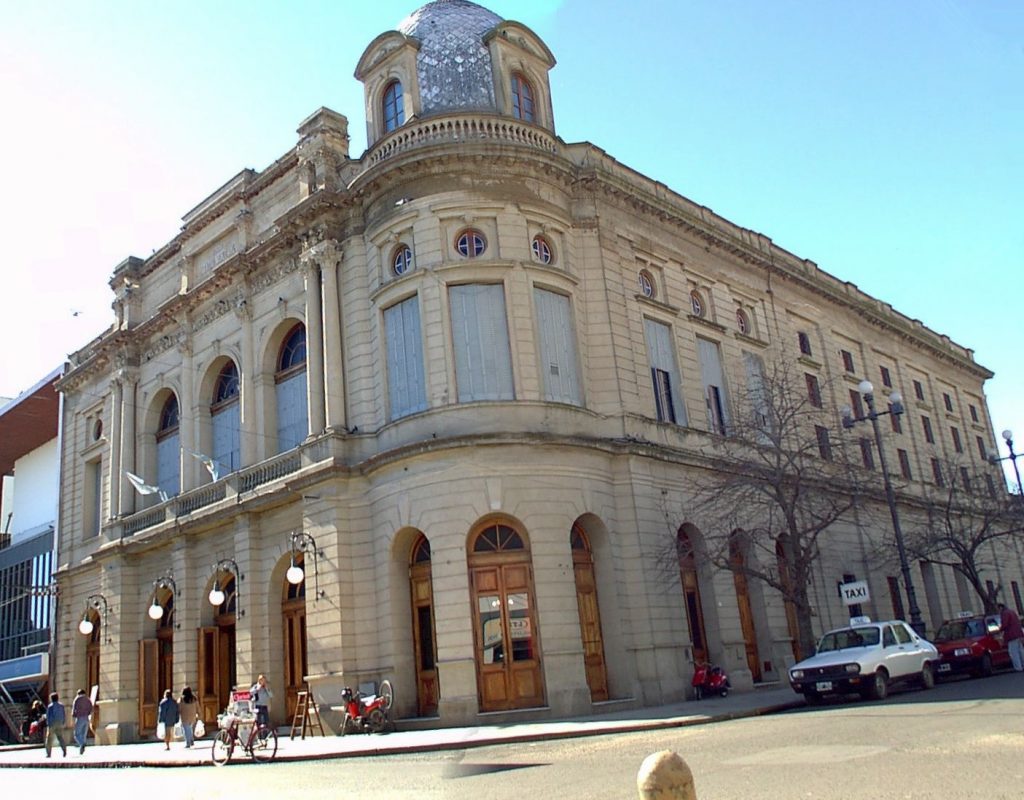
[339,680,395,734]
[691,661,730,700]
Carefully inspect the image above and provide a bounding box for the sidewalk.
[0,684,802,769]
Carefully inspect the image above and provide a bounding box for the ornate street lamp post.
[989,429,1024,500]
[841,380,926,636]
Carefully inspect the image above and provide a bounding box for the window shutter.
[534,288,581,405]
[212,403,241,472]
[697,338,730,432]
[276,371,308,452]
[156,433,180,497]
[644,319,687,425]
[385,296,427,419]
[450,285,514,402]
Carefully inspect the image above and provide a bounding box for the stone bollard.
[637,750,697,800]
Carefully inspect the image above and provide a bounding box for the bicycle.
[211,716,278,765]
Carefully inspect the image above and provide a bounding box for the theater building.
[52,0,1013,742]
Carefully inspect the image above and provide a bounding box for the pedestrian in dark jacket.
[71,688,93,754]
[44,692,67,757]
[157,689,180,751]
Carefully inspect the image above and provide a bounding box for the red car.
[933,614,1010,678]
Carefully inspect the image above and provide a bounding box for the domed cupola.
[356,0,557,149]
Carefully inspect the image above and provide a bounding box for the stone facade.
[53,1,1016,742]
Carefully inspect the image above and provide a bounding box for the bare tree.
[903,459,1023,614]
[665,359,863,659]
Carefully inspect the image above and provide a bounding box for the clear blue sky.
[1,0,1021,478]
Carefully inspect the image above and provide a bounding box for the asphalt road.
[3,672,1023,799]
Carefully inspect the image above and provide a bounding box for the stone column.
[119,369,139,515]
[108,376,124,517]
[236,297,258,467]
[301,253,327,437]
[310,241,346,431]
[179,337,196,489]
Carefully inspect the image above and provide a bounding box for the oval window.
[456,229,487,258]
[532,235,553,264]
[393,245,413,276]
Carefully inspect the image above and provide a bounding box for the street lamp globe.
[147,600,164,620]
[78,617,94,636]
[1003,429,1014,443]
[858,380,874,395]
[208,585,225,606]
[286,563,304,585]
[889,390,902,404]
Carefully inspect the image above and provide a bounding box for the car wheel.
[920,662,935,690]
[867,669,889,701]
[979,653,994,678]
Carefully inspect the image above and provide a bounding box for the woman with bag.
[157,689,179,751]
[179,686,198,748]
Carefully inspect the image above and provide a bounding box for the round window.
[393,245,413,276]
[93,419,103,441]
[532,235,553,264]
[638,270,655,298]
[456,229,487,258]
[690,290,705,318]
[736,308,750,335]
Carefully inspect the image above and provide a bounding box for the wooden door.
[731,542,762,681]
[86,633,100,729]
[282,601,306,721]
[216,622,236,712]
[571,528,608,702]
[471,563,544,711]
[678,530,709,665]
[197,627,220,723]
[138,639,159,734]
[410,564,439,716]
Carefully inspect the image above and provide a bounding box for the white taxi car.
[788,619,938,704]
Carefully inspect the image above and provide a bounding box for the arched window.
[211,361,240,475]
[156,394,180,498]
[456,229,487,258]
[571,523,609,701]
[383,80,405,133]
[531,235,552,265]
[276,324,308,453]
[409,534,438,716]
[511,73,535,122]
[392,244,413,276]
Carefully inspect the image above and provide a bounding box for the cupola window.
[392,245,414,276]
[531,235,552,264]
[456,229,487,258]
[511,73,535,122]
[383,80,405,133]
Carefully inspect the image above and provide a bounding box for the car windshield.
[817,626,879,652]
[935,619,985,641]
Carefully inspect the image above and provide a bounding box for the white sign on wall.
[839,580,870,606]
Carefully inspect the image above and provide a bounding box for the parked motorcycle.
[691,661,730,700]
[339,680,395,734]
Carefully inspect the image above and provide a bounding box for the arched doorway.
[570,523,608,702]
[282,554,307,722]
[85,610,101,730]
[409,534,438,716]
[775,539,802,662]
[467,521,544,711]
[198,574,237,723]
[677,526,709,665]
[730,534,762,681]
[139,592,174,735]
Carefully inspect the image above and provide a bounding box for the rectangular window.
[805,373,822,408]
[969,404,979,423]
[890,407,902,434]
[698,338,730,434]
[887,576,906,621]
[385,295,428,420]
[815,425,832,461]
[985,474,997,498]
[276,370,308,453]
[951,426,963,453]
[798,331,812,357]
[644,319,687,425]
[897,448,912,480]
[931,458,944,486]
[156,431,181,498]
[880,366,892,387]
[534,288,582,406]
[212,402,241,474]
[943,392,954,412]
[743,351,770,437]
[960,467,971,492]
[841,349,855,373]
[860,438,875,470]
[976,436,986,460]
[913,380,925,402]
[450,284,514,402]
[922,415,934,444]
[848,389,864,419]
[84,459,102,538]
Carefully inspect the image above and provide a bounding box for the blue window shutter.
[385,295,427,419]
[450,284,514,402]
[534,288,581,405]
[156,432,180,497]
[276,371,308,452]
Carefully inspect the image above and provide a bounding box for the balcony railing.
[367,114,559,166]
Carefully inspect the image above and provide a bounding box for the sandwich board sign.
[839,579,870,606]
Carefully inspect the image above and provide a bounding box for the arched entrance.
[198,574,237,723]
[468,521,544,711]
[677,526,709,665]
[139,593,174,735]
[282,554,307,722]
[409,535,439,716]
[570,523,608,702]
[85,610,101,730]
[730,534,763,681]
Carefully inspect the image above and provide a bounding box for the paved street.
[2,673,1022,798]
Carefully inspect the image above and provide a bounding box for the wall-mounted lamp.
[148,575,177,622]
[208,558,244,615]
[286,531,324,598]
[78,594,109,640]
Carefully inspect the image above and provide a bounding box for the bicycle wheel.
[250,724,278,762]
[211,729,234,766]
[379,679,394,712]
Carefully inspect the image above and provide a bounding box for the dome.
[396,0,504,117]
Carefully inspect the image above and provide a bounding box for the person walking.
[179,686,198,748]
[250,674,273,728]
[44,692,68,758]
[999,603,1024,671]
[71,688,93,754]
[157,689,180,751]
[23,699,45,742]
